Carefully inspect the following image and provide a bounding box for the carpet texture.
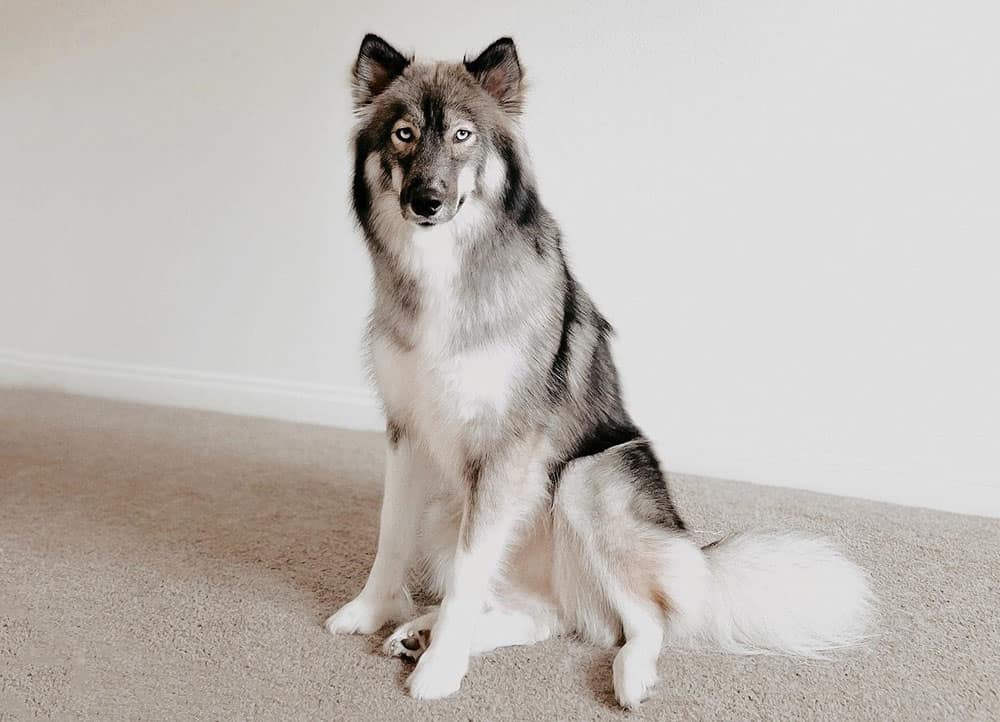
[1,389,997,721]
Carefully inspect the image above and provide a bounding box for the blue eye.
[454,129,471,142]
[394,127,414,142]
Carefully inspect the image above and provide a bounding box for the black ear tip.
[357,33,409,72]
[491,37,517,56]
[466,36,520,71]
[359,33,386,52]
[358,33,406,61]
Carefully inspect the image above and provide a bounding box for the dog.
[325,34,874,708]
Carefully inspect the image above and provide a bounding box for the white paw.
[612,643,659,710]
[406,648,468,700]
[324,592,410,635]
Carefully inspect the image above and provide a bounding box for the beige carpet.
[1,389,997,721]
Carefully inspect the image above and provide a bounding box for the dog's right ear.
[353,34,410,109]
[465,38,524,114]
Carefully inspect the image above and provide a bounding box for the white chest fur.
[372,202,525,468]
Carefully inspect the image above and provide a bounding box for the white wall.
[2,1,998,517]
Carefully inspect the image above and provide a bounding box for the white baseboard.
[0,349,384,431]
[2,348,997,518]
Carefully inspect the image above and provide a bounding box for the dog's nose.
[411,193,443,218]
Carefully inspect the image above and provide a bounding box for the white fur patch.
[374,333,526,474]
[442,342,523,421]
[407,226,461,290]
[480,152,506,198]
[369,192,521,470]
[457,164,477,198]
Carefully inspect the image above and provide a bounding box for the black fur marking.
[461,457,484,547]
[352,134,373,233]
[352,103,423,327]
[386,419,405,446]
[548,420,640,488]
[546,265,577,402]
[353,103,406,241]
[618,440,685,530]
[378,155,394,182]
[581,321,621,409]
[496,134,540,230]
[547,460,568,487]
[421,92,447,135]
[549,428,685,530]
[396,274,419,316]
[397,150,416,175]
[518,187,541,228]
[464,456,482,493]
[570,422,642,461]
[544,281,685,529]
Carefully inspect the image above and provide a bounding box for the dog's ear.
[353,34,410,109]
[465,38,524,114]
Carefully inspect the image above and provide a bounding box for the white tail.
[672,532,875,656]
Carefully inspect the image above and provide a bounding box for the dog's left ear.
[465,38,524,113]
[353,33,410,109]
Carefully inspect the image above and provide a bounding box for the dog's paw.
[384,623,432,662]
[325,592,410,635]
[325,596,386,635]
[612,643,659,710]
[406,648,467,700]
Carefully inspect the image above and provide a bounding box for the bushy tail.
[680,532,875,656]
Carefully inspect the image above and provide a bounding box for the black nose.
[411,192,443,218]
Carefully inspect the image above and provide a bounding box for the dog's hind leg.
[552,440,708,709]
[606,587,664,709]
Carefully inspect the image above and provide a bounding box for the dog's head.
[352,34,524,227]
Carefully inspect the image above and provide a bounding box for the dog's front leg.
[406,445,539,700]
[325,430,428,634]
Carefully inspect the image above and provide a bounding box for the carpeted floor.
[1,389,997,721]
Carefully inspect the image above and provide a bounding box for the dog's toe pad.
[385,627,431,662]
